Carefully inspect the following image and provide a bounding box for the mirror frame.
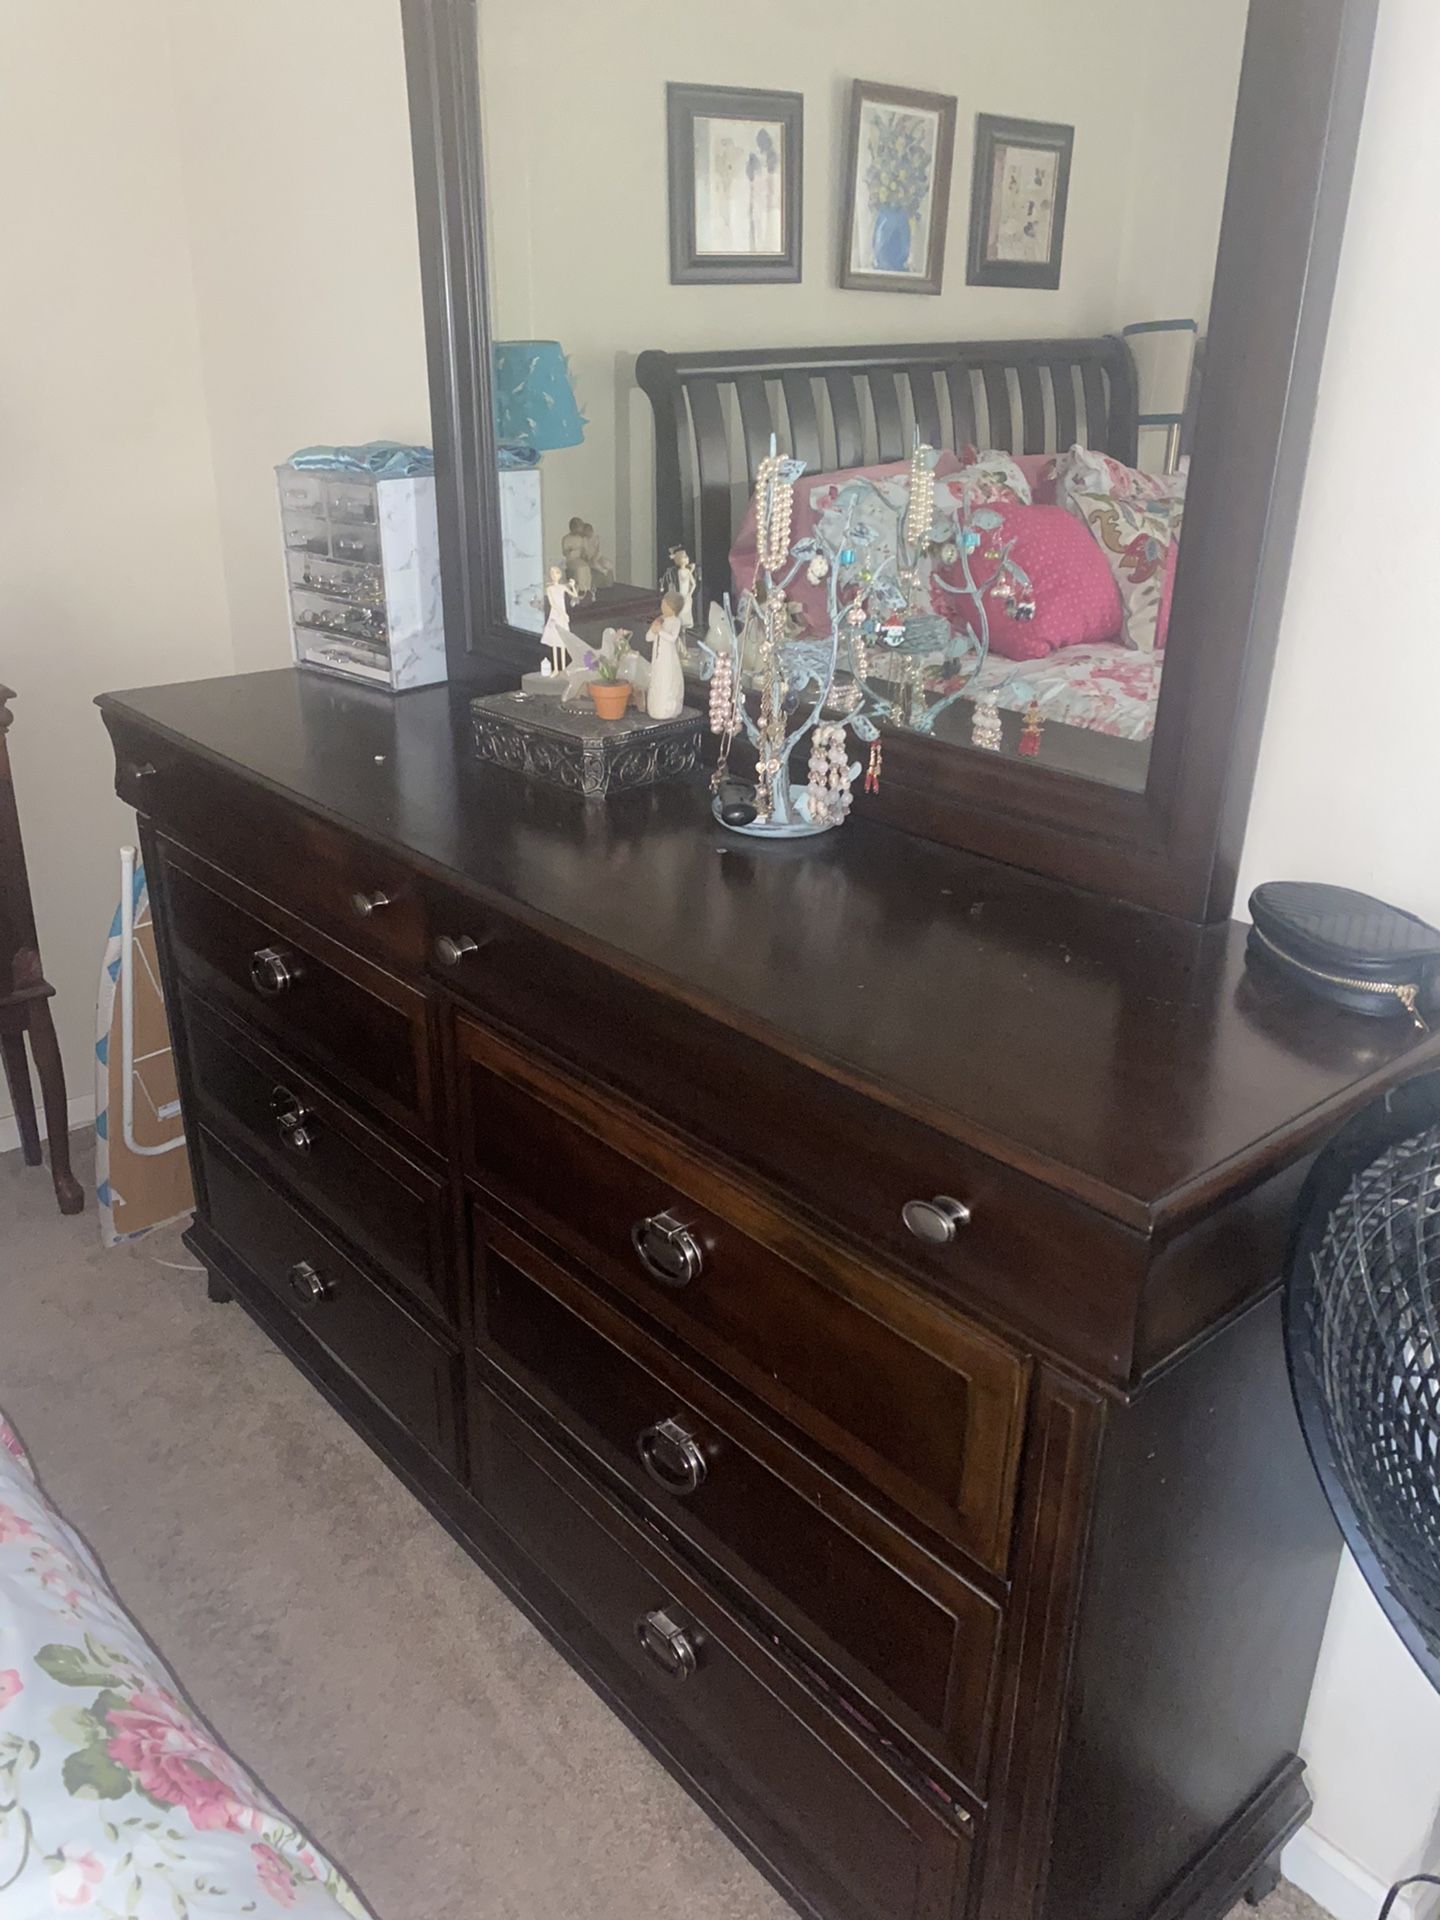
[401,0,1378,923]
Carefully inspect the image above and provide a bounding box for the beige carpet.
[1,1137,1330,1920]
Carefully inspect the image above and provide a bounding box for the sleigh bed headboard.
[634,335,1138,614]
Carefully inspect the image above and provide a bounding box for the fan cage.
[1289,1122,1440,1680]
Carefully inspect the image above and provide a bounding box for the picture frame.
[838,80,957,297]
[966,113,1074,291]
[666,83,803,285]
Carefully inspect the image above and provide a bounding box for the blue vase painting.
[872,204,913,273]
[849,97,943,283]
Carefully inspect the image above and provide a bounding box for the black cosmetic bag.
[1247,882,1440,1028]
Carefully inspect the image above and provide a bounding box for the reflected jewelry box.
[277,462,446,692]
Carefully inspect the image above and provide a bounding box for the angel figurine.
[539,564,579,672]
[646,591,687,720]
[667,546,698,631]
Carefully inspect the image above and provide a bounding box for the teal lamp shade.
[492,340,585,454]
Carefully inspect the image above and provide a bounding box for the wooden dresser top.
[98,670,1437,1233]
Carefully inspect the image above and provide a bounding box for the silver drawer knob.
[901,1195,972,1245]
[351,888,392,918]
[631,1211,704,1288]
[638,1416,710,1496]
[434,933,479,968]
[635,1608,702,1680]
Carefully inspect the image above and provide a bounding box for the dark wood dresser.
[100,669,1434,1920]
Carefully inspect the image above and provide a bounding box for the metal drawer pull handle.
[638,1416,709,1496]
[271,1088,319,1154]
[635,1608,701,1680]
[126,761,157,781]
[901,1195,972,1245]
[434,934,479,968]
[351,888,393,918]
[251,946,302,997]
[287,1260,334,1306]
[631,1211,704,1288]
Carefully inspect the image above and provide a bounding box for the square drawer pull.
[637,1416,710,1495]
[287,1260,334,1306]
[251,946,302,997]
[635,1607,703,1680]
[632,1211,704,1288]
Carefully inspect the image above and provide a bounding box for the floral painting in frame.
[967,113,1074,291]
[667,83,803,284]
[839,80,957,296]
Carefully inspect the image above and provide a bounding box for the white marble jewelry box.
[499,466,544,635]
[277,464,447,692]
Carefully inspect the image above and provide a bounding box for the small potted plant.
[584,643,632,720]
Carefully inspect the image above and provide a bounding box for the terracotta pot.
[587,679,632,720]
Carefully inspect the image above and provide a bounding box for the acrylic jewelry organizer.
[701,438,1031,838]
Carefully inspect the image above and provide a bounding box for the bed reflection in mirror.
[476,0,1248,793]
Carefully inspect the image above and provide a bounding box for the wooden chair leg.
[1,1028,42,1166]
[25,1001,84,1215]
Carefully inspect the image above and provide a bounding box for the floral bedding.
[965,641,1164,741]
[0,1411,369,1918]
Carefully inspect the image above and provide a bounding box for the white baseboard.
[1284,1826,1439,1920]
[0,1093,94,1158]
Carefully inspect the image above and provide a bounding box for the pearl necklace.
[904,444,937,548]
[754,455,795,575]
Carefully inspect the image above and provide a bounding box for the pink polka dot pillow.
[931,503,1123,661]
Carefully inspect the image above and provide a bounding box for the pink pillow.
[930,504,1124,661]
[729,452,962,634]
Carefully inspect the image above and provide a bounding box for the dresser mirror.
[403,0,1376,919]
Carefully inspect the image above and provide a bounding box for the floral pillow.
[1053,443,1186,514]
[0,1410,370,1917]
[960,446,1057,505]
[1054,445,1184,652]
[951,448,1033,508]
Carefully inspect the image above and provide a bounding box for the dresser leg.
[1243,1854,1282,1906]
[1,1029,41,1166]
[205,1271,233,1305]
[26,1002,84,1215]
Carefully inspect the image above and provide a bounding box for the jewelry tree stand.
[0,686,84,1214]
[704,441,1029,839]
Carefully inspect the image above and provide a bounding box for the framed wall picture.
[666,83,803,285]
[967,114,1074,290]
[838,80,957,297]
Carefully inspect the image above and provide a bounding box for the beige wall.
[478,0,1247,576]
[0,0,233,1134]
[165,0,432,676]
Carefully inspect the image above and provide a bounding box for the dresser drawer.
[183,995,449,1323]
[161,843,433,1144]
[198,1129,462,1473]
[110,719,425,977]
[473,1218,999,1787]
[429,884,1142,1383]
[456,1013,1026,1575]
[478,1388,974,1920]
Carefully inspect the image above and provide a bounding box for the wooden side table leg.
[1,1029,42,1166]
[26,1002,84,1215]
